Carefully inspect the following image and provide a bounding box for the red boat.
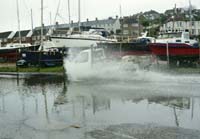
[149,42,200,61]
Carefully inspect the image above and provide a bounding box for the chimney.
[95,17,98,21]
[116,15,118,19]
[86,18,89,22]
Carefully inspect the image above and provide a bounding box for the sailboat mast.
[31,9,34,33]
[41,0,44,50]
[68,0,71,28]
[16,0,21,44]
[189,0,192,35]
[78,0,81,32]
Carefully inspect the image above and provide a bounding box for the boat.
[51,0,117,49]
[0,43,40,62]
[51,29,117,48]
[148,31,200,62]
[97,32,154,59]
[17,41,66,67]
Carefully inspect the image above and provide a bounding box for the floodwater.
[0,70,200,139]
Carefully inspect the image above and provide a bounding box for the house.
[81,16,121,34]
[160,21,200,36]
[12,30,32,44]
[32,27,49,44]
[48,16,121,35]
[0,31,15,46]
[121,16,143,38]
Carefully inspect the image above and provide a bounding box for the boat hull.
[20,51,63,67]
[149,43,200,61]
[97,42,151,58]
[51,36,107,48]
[0,45,40,62]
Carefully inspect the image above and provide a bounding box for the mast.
[78,0,81,32]
[173,4,176,32]
[68,0,71,28]
[189,0,192,35]
[16,0,21,44]
[50,12,52,26]
[119,4,122,18]
[41,0,44,50]
[31,9,34,33]
[54,0,61,25]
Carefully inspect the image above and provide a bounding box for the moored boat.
[0,43,40,62]
[148,31,200,61]
[51,29,117,48]
[97,33,154,58]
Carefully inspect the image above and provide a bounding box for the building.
[81,16,121,34]
[0,31,15,46]
[160,21,200,36]
[47,16,121,35]
[32,27,50,44]
[12,30,32,43]
[121,16,143,38]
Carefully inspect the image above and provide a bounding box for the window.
[176,40,181,42]
[123,24,128,27]
[123,30,129,35]
[192,21,194,26]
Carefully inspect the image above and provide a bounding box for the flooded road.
[0,71,200,139]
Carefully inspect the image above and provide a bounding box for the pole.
[68,0,71,28]
[41,0,44,50]
[78,0,81,32]
[119,4,122,18]
[138,14,140,37]
[166,41,170,67]
[90,44,94,68]
[31,9,34,33]
[39,0,44,71]
[49,12,52,26]
[189,0,192,35]
[16,0,21,44]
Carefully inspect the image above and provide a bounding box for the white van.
[66,48,106,73]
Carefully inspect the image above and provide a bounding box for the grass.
[0,66,65,73]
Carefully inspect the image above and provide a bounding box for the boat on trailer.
[148,31,200,63]
[0,43,40,62]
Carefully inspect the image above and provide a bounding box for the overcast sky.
[0,0,199,32]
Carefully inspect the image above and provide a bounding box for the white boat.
[51,29,117,48]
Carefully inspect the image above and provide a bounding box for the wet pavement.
[0,71,200,139]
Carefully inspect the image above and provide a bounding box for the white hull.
[51,37,99,48]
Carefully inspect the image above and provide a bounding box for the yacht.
[50,29,117,48]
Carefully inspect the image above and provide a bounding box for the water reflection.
[0,75,200,139]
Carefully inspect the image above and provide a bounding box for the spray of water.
[64,48,200,85]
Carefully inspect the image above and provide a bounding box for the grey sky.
[0,0,199,32]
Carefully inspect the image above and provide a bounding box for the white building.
[82,17,121,34]
[48,16,121,34]
[160,21,200,36]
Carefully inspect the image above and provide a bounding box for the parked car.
[16,59,28,67]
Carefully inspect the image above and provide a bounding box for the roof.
[13,30,31,38]
[32,28,49,36]
[44,17,119,29]
[81,18,118,26]
[0,31,13,39]
[143,10,159,15]
[122,17,138,24]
